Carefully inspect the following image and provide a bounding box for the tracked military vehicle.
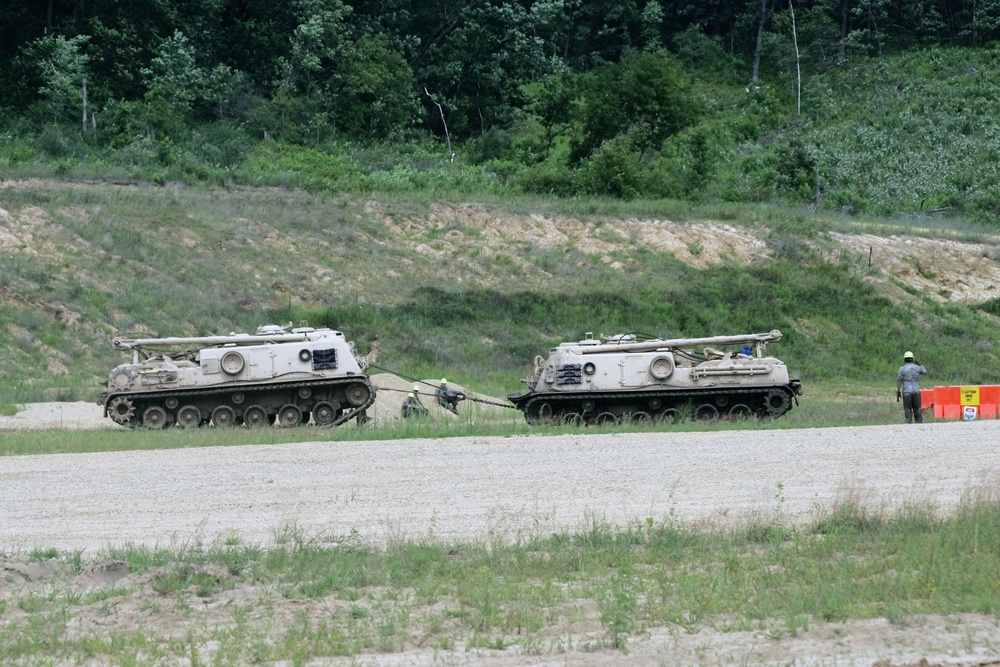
[97,324,376,429]
[508,329,802,425]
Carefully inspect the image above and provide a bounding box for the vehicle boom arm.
[578,329,783,354]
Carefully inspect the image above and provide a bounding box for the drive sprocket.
[107,396,136,425]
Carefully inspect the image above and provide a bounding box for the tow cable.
[368,364,519,409]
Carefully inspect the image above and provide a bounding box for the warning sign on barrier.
[932,385,1000,420]
[960,386,980,406]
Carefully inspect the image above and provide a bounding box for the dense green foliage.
[4,1,1000,219]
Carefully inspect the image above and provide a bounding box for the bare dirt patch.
[422,202,770,269]
[831,231,1000,304]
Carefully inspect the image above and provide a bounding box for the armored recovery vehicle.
[508,329,802,425]
[97,324,376,428]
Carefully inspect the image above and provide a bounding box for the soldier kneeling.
[401,392,428,419]
[435,378,464,415]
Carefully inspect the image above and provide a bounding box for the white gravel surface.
[3,417,999,554]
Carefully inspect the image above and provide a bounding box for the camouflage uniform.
[436,380,461,415]
[896,359,927,423]
[410,385,427,411]
[401,393,428,418]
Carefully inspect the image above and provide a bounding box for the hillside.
[3,178,1000,407]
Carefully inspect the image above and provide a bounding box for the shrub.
[582,136,642,199]
[512,163,579,197]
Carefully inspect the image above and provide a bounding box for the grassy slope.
[3,180,1000,410]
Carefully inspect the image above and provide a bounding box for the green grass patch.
[3,499,999,663]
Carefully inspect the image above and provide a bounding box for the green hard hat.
[904,351,914,360]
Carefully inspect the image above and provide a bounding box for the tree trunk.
[752,0,770,83]
[791,0,801,113]
[82,76,88,133]
[424,87,454,162]
[838,0,850,63]
[814,161,821,207]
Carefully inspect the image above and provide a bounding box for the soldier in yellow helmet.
[435,378,462,415]
[401,392,428,419]
[896,351,927,423]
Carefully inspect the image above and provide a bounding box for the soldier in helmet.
[896,351,927,423]
[410,384,427,410]
[401,392,428,419]
[435,378,462,415]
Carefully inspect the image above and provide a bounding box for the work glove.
[896,390,901,402]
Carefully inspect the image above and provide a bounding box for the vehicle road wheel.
[629,411,651,424]
[595,412,618,425]
[694,403,719,421]
[277,403,303,428]
[176,405,202,428]
[312,401,337,426]
[537,402,555,424]
[728,404,754,420]
[345,383,371,407]
[243,405,269,428]
[142,406,168,430]
[211,405,238,427]
[561,412,584,427]
[657,408,683,425]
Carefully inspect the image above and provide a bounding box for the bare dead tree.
[791,0,801,114]
[424,87,454,162]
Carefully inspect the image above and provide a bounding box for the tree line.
[3,1,1000,217]
[4,0,998,143]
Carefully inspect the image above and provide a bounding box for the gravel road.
[3,417,999,554]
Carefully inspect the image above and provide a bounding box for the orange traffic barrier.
[933,386,961,419]
[980,385,1000,419]
[930,385,999,420]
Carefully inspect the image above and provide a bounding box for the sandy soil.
[3,402,1000,665]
